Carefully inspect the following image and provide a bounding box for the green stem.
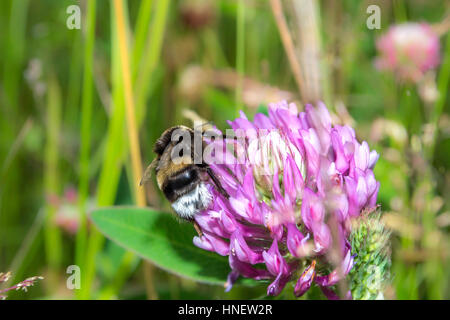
[98,0,170,300]
[135,0,171,125]
[421,31,450,299]
[426,32,450,159]
[78,0,170,299]
[3,209,45,299]
[65,30,82,129]
[132,0,154,80]
[44,74,63,289]
[75,0,97,282]
[393,0,407,22]
[98,251,136,299]
[3,0,29,110]
[235,0,245,115]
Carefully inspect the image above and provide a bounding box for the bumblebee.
[140,125,228,227]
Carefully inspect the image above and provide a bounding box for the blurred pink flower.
[375,23,440,82]
[51,187,93,235]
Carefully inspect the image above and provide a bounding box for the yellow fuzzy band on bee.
[156,155,193,189]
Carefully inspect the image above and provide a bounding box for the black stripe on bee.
[161,166,199,202]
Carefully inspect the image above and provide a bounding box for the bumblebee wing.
[140,158,158,186]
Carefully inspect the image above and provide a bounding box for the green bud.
[348,210,391,300]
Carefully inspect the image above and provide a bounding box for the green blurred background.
[0,0,448,299]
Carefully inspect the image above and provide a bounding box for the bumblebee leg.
[194,220,203,238]
[206,167,230,199]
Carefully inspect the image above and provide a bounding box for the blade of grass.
[291,0,323,104]
[5,209,45,287]
[269,0,307,102]
[97,250,137,299]
[43,74,63,290]
[132,0,154,80]
[0,118,33,176]
[113,0,146,208]
[202,28,229,68]
[135,0,170,125]
[113,0,157,299]
[65,30,82,129]
[393,0,407,23]
[0,2,30,262]
[97,0,170,299]
[426,31,450,159]
[3,0,29,109]
[77,0,128,300]
[75,0,97,275]
[422,31,450,299]
[79,0,169,300]
[0,212,44,299]
[235,0,245,115]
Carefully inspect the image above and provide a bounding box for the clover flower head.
[375,23,440,82]
[193,100,381,298]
